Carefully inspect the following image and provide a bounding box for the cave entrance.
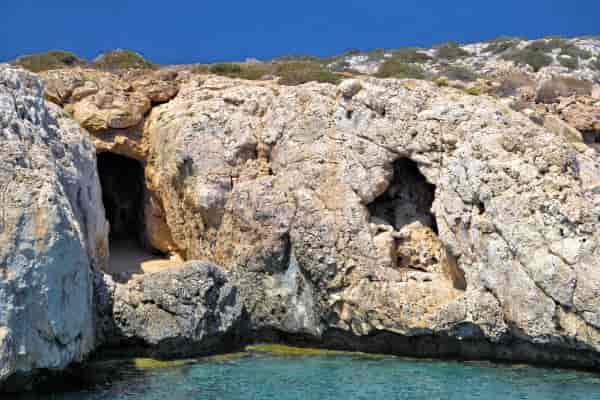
[97,152,179,281]
[368,158,437,233]
[367,158,466,289]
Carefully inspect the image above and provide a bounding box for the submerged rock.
[95,261,245,358]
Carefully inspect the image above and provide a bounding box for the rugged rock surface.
[95,261,245,358]
[0,65,108,390]
[139,74,600,366]
[3,53,600,391]
[40,68,180,160]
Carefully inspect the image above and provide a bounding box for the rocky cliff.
[1,46,600,390]
[0,66,108,390]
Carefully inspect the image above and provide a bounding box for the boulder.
[0,65,108,390]
[557,96,600,135]
[95,261,245,358]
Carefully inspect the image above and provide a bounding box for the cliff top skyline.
[2,0,599,65]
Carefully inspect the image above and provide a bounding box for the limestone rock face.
[557,96,600,135]
[95,261,244,357]
[143,74,600,364]
[40,68,179,160]
[0,65,108,389]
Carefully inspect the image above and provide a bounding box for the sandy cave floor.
[104,239,183,281]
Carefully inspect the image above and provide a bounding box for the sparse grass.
[209,62,277,80]
[504,39,591,72]
[91,49,155,70]
[389,47,431,63]
[558,55,579,70]
[189,64,210,74]
[502,47,553,72]
[465,86,483,96]
[13,50,85,72]
[437,65,478,82]
[375,59,425,79]
[366,48,386,61]
[209,62,243,76]
[536,76,593,103]
[274,54,321,62]
[275,61,342,85]
[434,41,469,61]
[434,77,449,87]
[493,72,535,97]
[483,37,524,54]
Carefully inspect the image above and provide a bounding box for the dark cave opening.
[97,152,170,280]
[97,152,146,244]
[368,158,437,233]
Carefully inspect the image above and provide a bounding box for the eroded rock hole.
[97,152,177,281]
[368,158,466,289]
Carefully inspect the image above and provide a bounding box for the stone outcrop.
[95,261,245,358]
[556,96,600,135]
[0,65,109,390]
[4,58,600,391]
[40,68,180,160]
[141,74,600,366]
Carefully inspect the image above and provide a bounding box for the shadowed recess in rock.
[366,158,466,289]
[97,152,177,281]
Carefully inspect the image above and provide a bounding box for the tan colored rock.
[140,74,600,366]
[557,96,600,134]
[396,222,444,273]
[40,68,180,160]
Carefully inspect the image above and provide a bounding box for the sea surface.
[13,349,600,400]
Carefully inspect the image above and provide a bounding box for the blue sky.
[1,0,598,64]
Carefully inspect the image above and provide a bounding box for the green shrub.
[389,48,431,63]
[91,50,154,70]
[434,77,449,87]
[483,37,521,54]
[366,48,386,61]
[465,86,483,96]
[558,55,579,70]
[437,65,478,82]
[209,62,276,80]
[275,61,342,85]
[13,50,85,72]
[536,76,593,103]
[503,48,553,72]
[189,64,210,74]
[591,57,600,71]
[375,59,425,79]
[494,72,535,97]
[275,54,321,62]
[510,39,591,71]
[209,63,243,76]
[434,41,469,61]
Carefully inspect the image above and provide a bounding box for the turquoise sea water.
[19,353,600,400]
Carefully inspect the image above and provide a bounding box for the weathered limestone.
[0,65,109,389]
[4,60,600,391]
[40,68,179,160]
[95,261,245,357]
[142,74,600,363]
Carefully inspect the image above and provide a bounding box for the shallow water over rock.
[14,351,600,400]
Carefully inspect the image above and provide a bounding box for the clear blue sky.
[1,0,598,64]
